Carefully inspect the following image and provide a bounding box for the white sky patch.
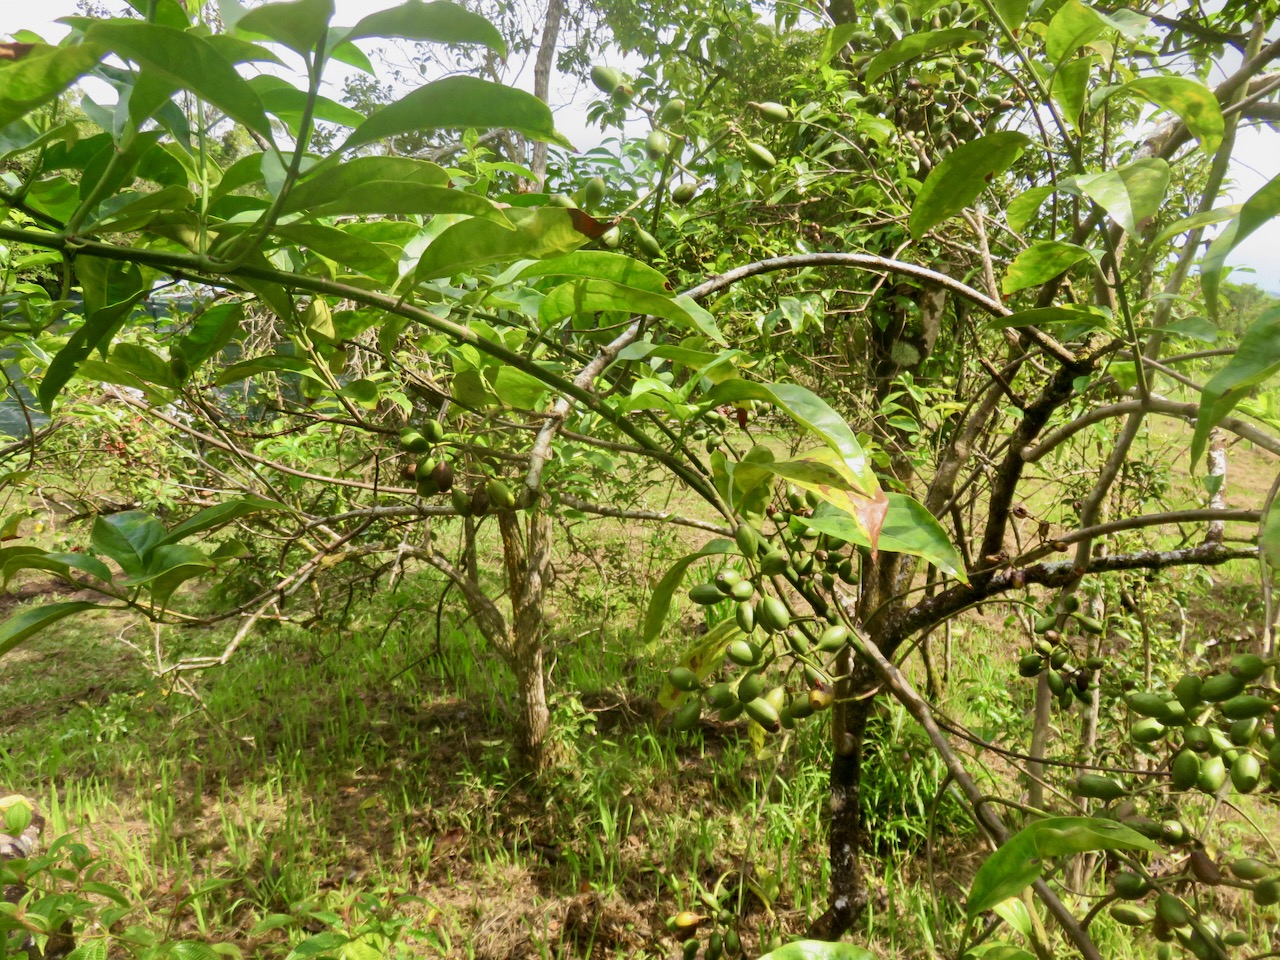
[3,0,1276,292]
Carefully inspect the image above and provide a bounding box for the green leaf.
[91,510,167,577]
[159,497,285,546]
[1116,76,1224,155]
[235,0,334,56]
[41,290,146,413]
[991,0,1029,29]
[968,817,1157,917]
[250,76,364,133]
[85,21,272,139]
[538,279,712,340]
[291,181,506,222]
[341,76,571,153]
[493,367,550,410]
[757,942,876,960]
[342,1,505,56]
[413,207,600,280]
[127,544,214,608]
[641,539,737,643]
[864,29,984,83]
[1001,241,1094,294]
[1050,56,1093,133]
[0,601,103,660]
[805,494,967,581]
[1069,158,1170,234]
[271,224,398,280]
[1202,173,1280,314]
[1006,185,1053,234]
[0,42,106,129]
[1150,316,1216,343]
[1262,499,1280,569]
[655,620,742,712]
[820,23,858,62]
[180,302,245,368]
[214,354,309,385]
[1,551,115,589]
[910,132,1030,240]
[990,305,1109,331]
[1045,0,1106,63]
[281,155,449,212]
[1190,305,1280,468]
[517,251,673,295]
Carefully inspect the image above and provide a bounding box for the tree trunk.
[498,506,555,769]
[528,0,564,188]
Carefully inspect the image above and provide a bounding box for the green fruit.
[1131,717,1165,744]
[706,682,735,709]
[1074,774,1126,801]
[1162,699,1186,724]
[690,583,724,605]
[591,65,624,94]
[744,141,777,169]
[743,696,780,731]
[892,2,913,27]
[600,225,621,248]
[726,639,760,667]
[1270,740,1280,770]
[1221,694,1270,719]
[1230,717,1260,745]
[660,99,686,122]
[645,130,671,160]
[1171,749,1201,790]
[422,420,446,443]
[1223,932,1247,947]
[1109,904,1153,927]
[735,602,755,634]
[546,192,575,207]
[1230,653,1267,681]
[1183,724,1213,752]
[1033,615,1057,634]
[1228,857,1271,881]
[486,478,516,510]
[583,176,606,210]
[635,227,662,258]
[749,101,791,122]
[1231,753,1262,793]
[714,569,743,594]
[786,631,809,656]
[730,580,755,602]
[668,667,700,692]
[672,699,701,731]
[1128,692,1172,719]
[1197,754,1227,793]
[706,932,724,960]
[1018,653,1044,677]
[737,671,766,703]
[1161,819,1187,844]
[1121,816,1163,840]
[1201,672,1245,702]
[671,182,698,205]
[786,695,814,721]
[683,937,700,960]
[837,558,857,584]
[399,428,430,453]
[1085,655,1105,671]
[1047,669,1067,697]
[1050,648,1070,669]
[1113,872,1149,899]
[450,487,472,517]
[718,700,744,721]
[1075,614,1104,635]
[1253,879,1280,906]
[1174,674,1203,711]
[818,624,850,652]
[757,597,790,633]
[734,523,760,557]
[725,929,740,956]
[760,550,788,575]
[1155,893,1191,927]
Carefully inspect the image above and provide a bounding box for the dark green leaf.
[272,224,398,280]
[1201,173,1280,313]
[41,278,146,412]
[1191,305,1280,467]
[179,302,244,368]
[0,601,103,660]
[91,511,166,577]
[85,21,272,138]
[910,132,1030,240]
[128,544,214,608]
[214,354,309,385]
[865,29,984,84]
[0,42,106,129]
[281,155,449,213]
[341,76,571,153]
[1001,241,1094,294]
[342,1,505,55]
[160,497,285,546]
[991,305,1110,331]
[2,551,114,589]
[641,540,736,643]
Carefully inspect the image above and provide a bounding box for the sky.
[3,0,1277,294]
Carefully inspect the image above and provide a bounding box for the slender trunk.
[528,0,564,187]
[499,507,555,769]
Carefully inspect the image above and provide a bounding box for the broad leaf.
[127,544,214,608]
[281,156,450,213]
[1001,241,1094,294]
[805,495,967,582]
[1046,0,1105,63]
[1070,158,1169,234]
[91,511,167,577]
[1006,185,1054,234]
[342,76,571,153]
[159,497,285,546]
[1190,305,1280,467]
[0,42,107,129]
[968,817,1157,917]
[2,551,114,589]
[991,305,1110,333]
[179,302,244,368]
[1201,173,1280,313]
[655,619,742,712]
[910,132,1030,240]
[235,0,334,56]
[517,251,673,295]
[0,601,104,660]
[41,295,146,413]
[1262,499,1280,569]
[342,1,505,55]
[1116,76,1224,155]
[84,21,272,139]
[413,208,601,280]
[538,279,714,340]
[641,539,737,643]
[1051,56,1093,133]
[757,942,876,960]
[865,29,984,84]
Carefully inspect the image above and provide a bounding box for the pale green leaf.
[1001,241,1094,294]
[757,941,876,960]
[342,1,505,56]
[1191,305,1280,467]
[0,43,106,128]
[1006,185,1053,234]
[1202,173,1280,313]
[1116,76,1224,154]
[910,132,1030,239]
[641,539,736,643]
[1070,158,1169,234]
